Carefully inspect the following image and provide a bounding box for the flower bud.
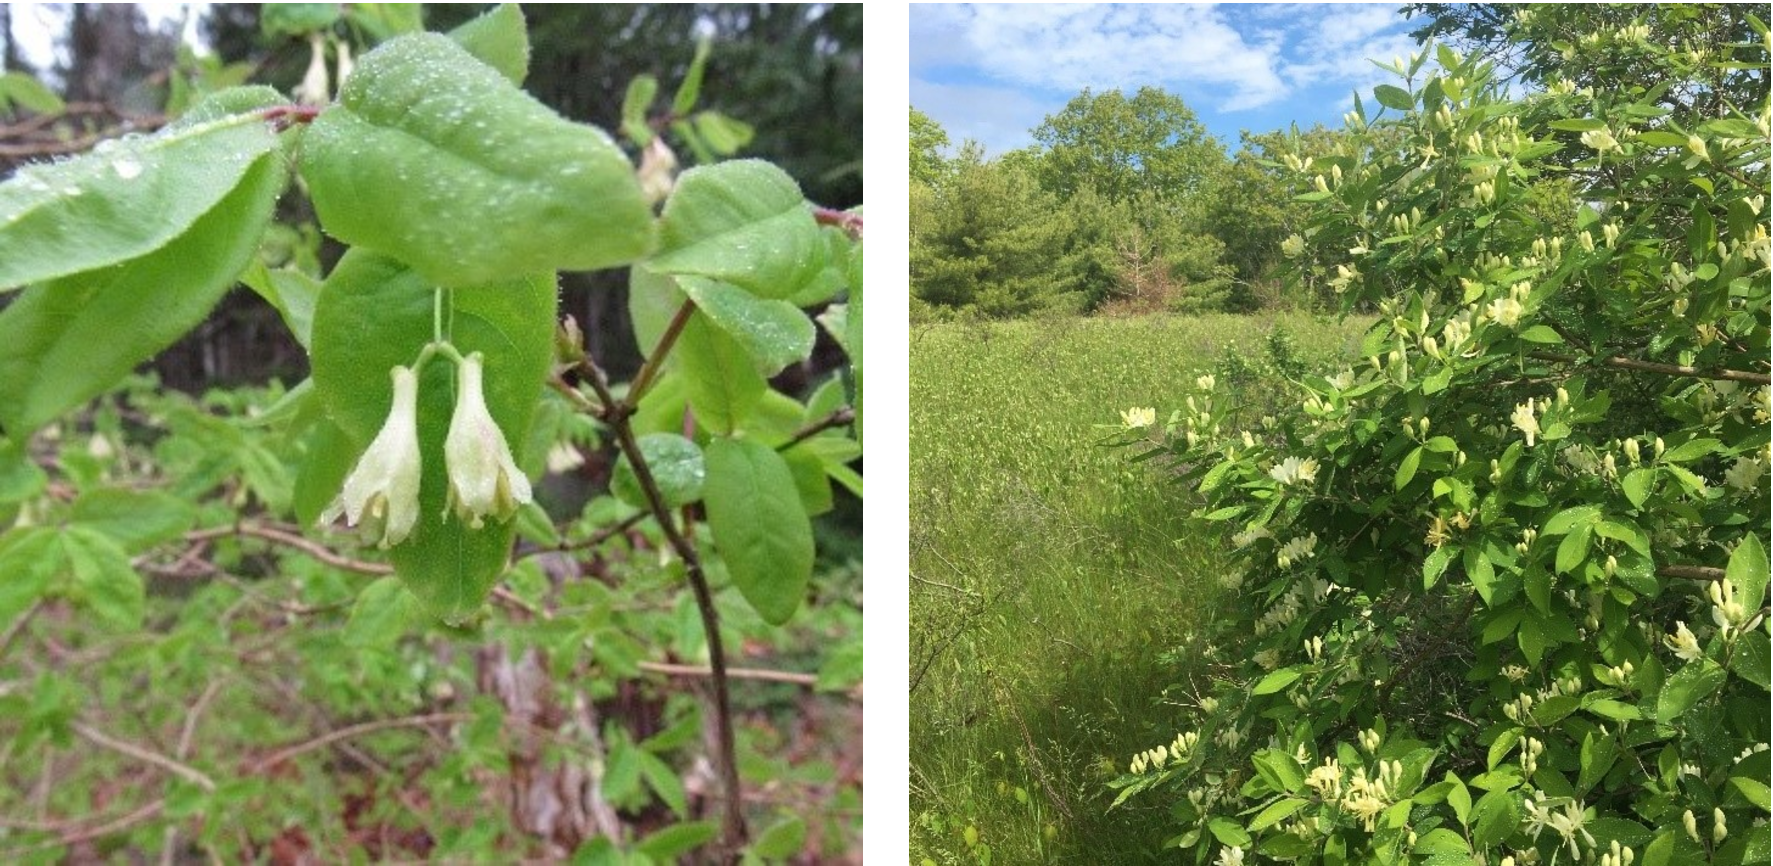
[1684,809,1700,843]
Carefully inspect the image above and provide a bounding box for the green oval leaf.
[674,314,768,436]
[0,152,285,438]
[1396,445,1423,490]
[612,433,705,509]
[0,88,284,292]
[261,3,340,36]
[446,3,530,85]
[0,527,61,627]
[0,71,64,115]
[1727,534,1769,612]
[1656,659,1726,722]
[1470,789,1519,851]
[622,74,659,143]
[703,437,813,624]
[1518,325,1563,344]
[650,159,825,300]
[310,249,555,622]
[1253,667,1301,695]
[750,816,807,859]
[301,33,653,288]
[62,527,144,631]
[70,488,197,553]
[1373,84,1415,112]
[677,275,815,376]
[1249,797,1309,832]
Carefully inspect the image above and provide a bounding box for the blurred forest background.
[0,2,862,387]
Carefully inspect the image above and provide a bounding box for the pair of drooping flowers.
[319,349,531,548]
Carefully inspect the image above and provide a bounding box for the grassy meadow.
[909,312,1374,863]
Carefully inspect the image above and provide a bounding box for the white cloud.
[908,4,1435,148]
[910,77,1055,156]
[925,4,1291,112]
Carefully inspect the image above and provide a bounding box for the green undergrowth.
[909,311,1373,863]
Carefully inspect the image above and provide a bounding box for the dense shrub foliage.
[1112,14,1769,866]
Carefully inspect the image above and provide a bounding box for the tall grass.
[909,312,1372,864]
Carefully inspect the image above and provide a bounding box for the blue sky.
[911,3,1429,156]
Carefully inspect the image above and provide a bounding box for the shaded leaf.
[703,437,813,624]
[611,433,705,509]
[650,159,824,300]
[446,3,529,84]
[0,87,284,291]
[62,528,144,631]
[301,33,652,288]
[0,153,285,437]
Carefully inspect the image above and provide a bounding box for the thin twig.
[0,599,41,663]
[1530,350,1771,385]
[71,721,215,792]
[626,299,698,406]
[811,205,864,240]
[909,571,978,598]
[1659,564,1725,582]
[252,712,468,772]
[514,510,648,560]
[639,659,858,694]
[779,406,856,451]
[0,799,166,858]
[574,353,749,860]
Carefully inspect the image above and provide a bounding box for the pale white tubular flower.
[1664,620,1703,662]
[1121,406,1157,429]
[1581,127,1620,153]
[334,38,354,89]
[1512,398,1541,447]
[1487,296,1524,328]
[638,136,680,206]
[1216,846,1245,866]
[546,441,586,474]
[296,32,331,106]
[1197,374,1217,392]
[1305,757,1343,799]
[1724,455,1765,491]
[444,352,534,528]
[1270,455,1320,486]
[1282,233,1307,258]
[321,366,424,548]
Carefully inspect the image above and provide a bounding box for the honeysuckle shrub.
[1112,32,1769,866]
[0,6,859,861]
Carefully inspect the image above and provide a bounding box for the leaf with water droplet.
[301,33,653,288]
[675,275,814,376]
[0,86,286,292]
[0,150,287,437]
[648,159,825,300]
[447,3,529,85]
[610,433,705,509]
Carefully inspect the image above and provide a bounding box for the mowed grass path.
[910,313,1371,863]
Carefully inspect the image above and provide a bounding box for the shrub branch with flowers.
[1111,17,1769,866]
